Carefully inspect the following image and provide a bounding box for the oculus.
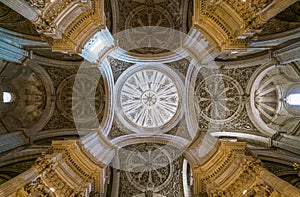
[2,92,13,103]
[286,93,300,106]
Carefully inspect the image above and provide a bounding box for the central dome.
[114,63,183,134]
[120,69,179,128]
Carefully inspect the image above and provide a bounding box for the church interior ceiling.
[0,0,300,196]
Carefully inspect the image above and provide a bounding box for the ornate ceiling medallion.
[125,144,173,193]
[114,63,183,134]
[195,74,244,123]
[124,5,174,54]
[57,74,105,123]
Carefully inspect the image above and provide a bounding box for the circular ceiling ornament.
[121,70,178,128]
[57,74,105,123]
[194,74,244,123]
[125,144,173,193]
[124,6,174,54]
[114,63,183,134]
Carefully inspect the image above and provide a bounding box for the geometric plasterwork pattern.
[42,65,79,90]
[120,69,179,128]
[43,106,75,131]
[166,118,191,140]
[108,118,129,139]
[165,58,190,78]
[109,117,191,141]
[117,0,183,54]
[124,5,174,54]
[119,143,183,197]
[125,144,173,192]
[195,66,260,132]
[41,65,79,131]
[41,65,106,130]
[56,74,105,123]
[195,74,244,123]
[118,0,182,31]
[114,63,182,134]
[109,57,190,83]
[108,56,134,83]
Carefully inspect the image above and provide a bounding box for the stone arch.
[246,61,300,137]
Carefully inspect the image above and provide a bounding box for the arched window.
[286,93,300,106]
[2,92,13,103]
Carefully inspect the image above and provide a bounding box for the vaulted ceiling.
[0,0,300,195]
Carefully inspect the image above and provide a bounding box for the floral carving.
[195,74,244,123]
[24,176,55,197]
[195,66,260,132]
[56,74,105,123]
[120,69,179,128]
[118,0,183,54]
[119,144,183,196]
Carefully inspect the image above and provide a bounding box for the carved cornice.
[192,141,300,196]
[0,139,105,196]
[28,0,106,53]
[192,141,248,193]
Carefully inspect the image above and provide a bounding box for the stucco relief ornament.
[195,74,244,123]
[28,0,47,9]
[114,64,183,134]
[24,177,55,196]
[35,20,55,34]
[120,70,179,128]
[125,144,173,193]
[124,5,174,54]
[57,74,105,123]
